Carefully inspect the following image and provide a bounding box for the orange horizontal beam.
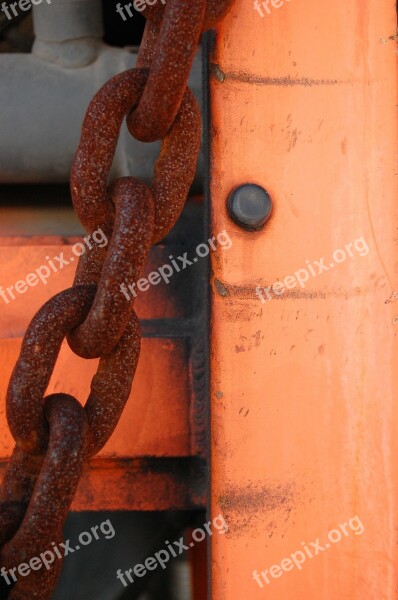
[0,239,205,466]
[0,458,206,511]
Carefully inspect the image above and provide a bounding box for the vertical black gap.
[202,28,214,600]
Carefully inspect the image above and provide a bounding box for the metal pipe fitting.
[32,0,103,68]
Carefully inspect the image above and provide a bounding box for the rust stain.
[380,32,398,43]
[252,330,261,346]
[234,331,263,353]
[219,480,296,537]
[212,69,347,87]
[222,303,264,324]
[219,281,370,301]
[211,63,226,82]
[288,127,299,151]
[385,291,398,304]
[214,278,230,297]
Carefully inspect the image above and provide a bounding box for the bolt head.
[227,184,272,231]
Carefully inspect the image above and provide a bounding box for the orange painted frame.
[0,235,206,510]
[209,1,397,598]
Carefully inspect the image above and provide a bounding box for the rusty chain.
[0,1,235,598]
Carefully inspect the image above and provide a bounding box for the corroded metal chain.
[0,1,234,598]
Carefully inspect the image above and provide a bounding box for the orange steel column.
[209,1,397,599]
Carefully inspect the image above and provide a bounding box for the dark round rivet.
[227,184,272,231]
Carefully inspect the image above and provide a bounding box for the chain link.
[0,1,235,597]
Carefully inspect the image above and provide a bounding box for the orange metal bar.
[0,234,206,510]
[209,0,397,598]
[0,241,192,459]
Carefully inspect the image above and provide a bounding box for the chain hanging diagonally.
[128,0,235,142]
[0,1,236,598]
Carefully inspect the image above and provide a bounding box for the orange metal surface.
[0,241,192,459]
[0,235,206,510]
[209,1,397,598]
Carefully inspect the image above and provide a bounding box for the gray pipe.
[0,47,203,187]
[32,0,103,68]
[1,0,203,186]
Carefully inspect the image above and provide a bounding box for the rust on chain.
[0,449,43,547]
[3,286,141,598]
[70,69,148,234]
[2,394,87,600]
[130,0,236,141]
[0,0,236,597]
[136,19,160,69]
[148,86,200,242]
[70,68,200,244]
[128,0,205,142]
[144,0,235,29]
[68,177,154,358]
[84,311,141,457]
[6,286,96,454]
[68,68,200,358]
[7,286,141,456]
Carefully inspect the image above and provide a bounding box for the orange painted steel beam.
[0,458,206,511]
[209,1,397,598]
[0,241,193,459]
[0,233,206,510]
